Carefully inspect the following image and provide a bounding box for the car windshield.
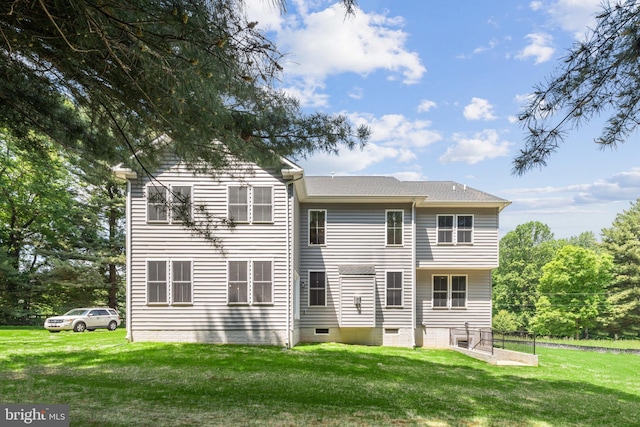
[63,309,89,316]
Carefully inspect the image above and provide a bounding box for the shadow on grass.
[1,332,639,426]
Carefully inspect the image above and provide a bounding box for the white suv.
[44,308,121,333]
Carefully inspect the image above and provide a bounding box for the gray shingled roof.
[304,176,508,203]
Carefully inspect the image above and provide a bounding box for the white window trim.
[226,259,275,305]
[252,186,274,224]
[436,214,474,245]
[308,270,327,307]
[384,270,404,308]
[145,184,193,224]
[171,259,194,306]
[146,259,169,305]
[385,209,404,247]
[252,259,274,305]
[308,209,327,246]
[227,185,274,225]
[227,259,250,305]
[431,274,468,309]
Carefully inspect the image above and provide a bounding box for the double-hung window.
[227,260,273,305]
[228,186,249,223]
[147,260,193,305]
[308,271,326,306]
[228,261,249,304]
[437,214,474,244]
[228,186,273,223]
[147,261,168,303]
[386,271,403,307]
[432,274,467,309]
[253,261,273,304]
[309,210,326,245]
[386,210,403,246]
[172,261,192,304]
[147,184,192,223]
[147,186,168,222]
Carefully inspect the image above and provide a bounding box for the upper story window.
[147,185,192,223]
[386,210,403,246]
[437,214,474,245]
[432,274,467,309]
[228,186,249,223]
[228,186,273,224]
[309,210,326,245]
[253,187,273,223]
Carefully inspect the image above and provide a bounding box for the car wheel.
[107,321,118,331]
[73,322,86,332]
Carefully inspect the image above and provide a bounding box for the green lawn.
[1,328,639,426]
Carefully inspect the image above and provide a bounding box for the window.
[437,214,474,244]
[437,215,453,244]
[432,275,448,308]
[309,271,326,306]
[253,187,273,223]
[147,261,168,303]
[172,261,192,304]
[432,275,467,309]
[451,275,467,308]
[147,186,168,222]
[386,271,403,307]
[228,186,248,223]
[309,210,326,245]
[228,261,248,304]
[171,186,192,223]
[457,215,473,244]
[386,210,403,245]
[253,261,272,304]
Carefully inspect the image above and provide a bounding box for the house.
[113,152,510,348]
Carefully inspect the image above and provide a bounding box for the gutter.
[411,199,417,348]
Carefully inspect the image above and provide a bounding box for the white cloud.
[516,33,555,64]
[529,1,543,11]
[440,130,512,164]
[351,113,442,149]
[463,98,497,121]
[546,0,602,38]
[417,99,437,113]
[248,2,426,107]
[299,143,400,175]
[348,86,364,100]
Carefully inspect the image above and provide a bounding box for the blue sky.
[245,0,640,239]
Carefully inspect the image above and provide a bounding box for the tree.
[0,0,368,175]
[492,310,518,333]
[492,221,558,329]
[531,245,613,339]
[600,199,640,337]
[515,0,640,174]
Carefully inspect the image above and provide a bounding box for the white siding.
[416,207,499,268]
[339,276,376,327]
[129,156,291,344]
[298,203,414,332]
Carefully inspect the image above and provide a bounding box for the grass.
[1,329,639,426]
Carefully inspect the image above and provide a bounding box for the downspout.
[285,181,291,348]
[411,199,417,348]
[125,180,133,342]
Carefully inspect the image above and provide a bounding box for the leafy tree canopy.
[515,0,640,174]
[532,245,613,338]
[0,0,368,173]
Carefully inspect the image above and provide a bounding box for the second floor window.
[386,210,403,245]
[147,185,192,223]
[228,186,248,222]
[437,214,474,245]
[147,186,168,222]
[253,187,273,222]
[309,210,326,245]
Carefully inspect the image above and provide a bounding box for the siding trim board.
[121,150,508,348]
